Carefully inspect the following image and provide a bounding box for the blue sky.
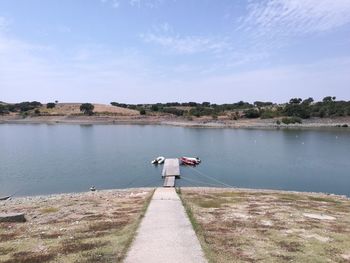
[1,0,350,103]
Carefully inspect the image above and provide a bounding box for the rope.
[181,176,228,188]
[185,165,234,188]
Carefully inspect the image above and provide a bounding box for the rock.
[0,213,26,223]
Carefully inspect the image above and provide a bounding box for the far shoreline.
[1,115,350,131]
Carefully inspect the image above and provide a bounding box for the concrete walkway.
[124,188,207,263]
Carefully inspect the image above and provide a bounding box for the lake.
[0,124,349,197]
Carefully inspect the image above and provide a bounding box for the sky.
[0,0,350,104]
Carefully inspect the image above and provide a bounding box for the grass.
[0,189,154,263]
[40,207,59,214]
[179,188,350,263]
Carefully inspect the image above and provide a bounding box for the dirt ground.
[38,103,139,116]
[0,189,153,263]
[179,188,350,263]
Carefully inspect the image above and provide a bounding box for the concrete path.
[124,188,207,263]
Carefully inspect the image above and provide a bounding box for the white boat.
[151,156,165,165]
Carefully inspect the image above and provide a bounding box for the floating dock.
[162,158,180,187]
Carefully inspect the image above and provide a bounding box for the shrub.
[162,107,184,116]
[281,117,302,125]
[254,101,273,107]
[189,106,215,117]
[139,109,146,115]
[15,101,42,112]
[80,103,94,115]
[244,109,260,118]
[0,104,9,115]
[276,120,281,125]
[260,110,276,119]
[47,102,56,109]
[151,105,159,112]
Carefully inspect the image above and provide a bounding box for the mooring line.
[186,165,234,188]
[181,176,227,188]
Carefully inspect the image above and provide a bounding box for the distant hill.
[39,103,139,116]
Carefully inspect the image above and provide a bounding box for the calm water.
[0,124,349,197]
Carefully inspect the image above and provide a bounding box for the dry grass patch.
[40,207,59,214]
[39,103,139,116]
[3,251,56,263]
[0,189,153,262]
[179,187,350,263]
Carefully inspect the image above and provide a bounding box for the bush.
[283,104,310,119]
[0,104,9,115]
[254,101,273,107]
[189,106,215,117]
[111,102,128,108]
[47,103,56,109]
[276,120,281,125]
[202,102,211,107]
[244,109,260,118]
[139,109,146,115]
[281,117,302,125]
[128,105,137,110]
[260,110,276,119]
[80,103,94,115]
[34,109,41,115]
[151,105,159,112]
[162,107,184,116]
[15,101,42,112]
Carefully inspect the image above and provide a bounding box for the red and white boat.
[179,157,201,166]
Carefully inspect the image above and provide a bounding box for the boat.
[151,156,165,165]
[183,157,201,164]
[180,157,200,166]
[0,195,11,201]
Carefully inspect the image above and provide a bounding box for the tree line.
[1,97,350,120]
[110,96,350,119]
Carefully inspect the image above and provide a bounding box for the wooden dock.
[162,158,180,187]
[163,176,176,187]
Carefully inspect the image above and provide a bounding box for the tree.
[55,100,59,104]
[323,96,336,103]
[202,102,211,107]
[302,97,314,105]
[254,101,273,107]
[244,109,260,118]
[0,104,9,115]
[80,103,94,115]
[289,98,302,104]
[151,105,159,111]
[47,103,56,109]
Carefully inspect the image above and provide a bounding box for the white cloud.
[100,0,164,9]
[141,33,230,55]
[241,0,350,36]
